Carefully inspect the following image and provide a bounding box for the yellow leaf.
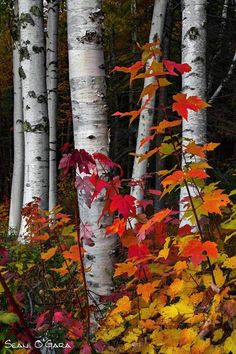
[214,266,226,288]
[174,261,188,274]
[96,326,125,342]
[192,338,211,354]
[106,314,124,327]
[213,328,224,343]
[141,344,155,354]
[123,328,142,343]
[222,256,236,269]
[111,296,131,315]
[41,246,57,261]
[160,305,178,320]
[179,328,197,346]
[224,330,236,354]
[166,278,184,298]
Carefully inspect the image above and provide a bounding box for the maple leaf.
[80,223,94,246]
[161,170,185,188]
[202,189,231,215]
[112,99,149,125]
[63,245,82,262]
[75,176,94,207]
[181,239,218,265]
[88,174,108,201]
[185,141,206,159]
[111,61,144,82]
[93,152,123,176]
[41,246,58,261]
[59,153,72,175]
[139,133,156,148]
[35,310,50,330]
[64,342,75,354]
[163,59,191,76]
[172,93,209,120]
[111,296,131,315]
[67,319,83,340]
[114,262,137,277]
[110,194,136,219]
[186,169,209,179]
[106,218,126,237]
[138,147,159,163]
[80,342,92,354]
[137,208,171,240]
[60,142,72,153]
[128,244,150,260]
[70,149,96,174]
[150,119,182,134]
[137,280,160,303]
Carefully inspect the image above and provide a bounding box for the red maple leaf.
[110,194,136,219]
[163,60,191,76]
[182,239,218,265]
[80,222,94,246]
[71,149,96,174]
[172,93,209,120]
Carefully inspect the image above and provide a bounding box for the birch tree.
[67,0,117,298]
[18,0,49,238]
[180,0,207,223]
[46,0,59,211]
[131,0,168,201]
[9,0,24,234]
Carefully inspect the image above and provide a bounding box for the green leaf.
[0,311,19,324]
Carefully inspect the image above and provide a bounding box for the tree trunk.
[131,0,168,201]
[67,0,117,300]
[46,0,59,211]
[18,0,49,239]
[180,0,207,223]
[9,0,24,234]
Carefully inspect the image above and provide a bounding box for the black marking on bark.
[185,27,200,40]
[36,156,41,161]
[28,91,37,98]
[37,95,47,103]
[19,66,26,80]
[192,56,204,63]
[89,8,104,23]
[32,46,44,54]
[99,63,105,70]
[77,31,102,44]
[20,47,30,61]
[88,135,96,140]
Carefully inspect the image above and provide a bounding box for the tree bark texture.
[131,0,168,201]
[67,0,117,298]
[180,0,207,223]
[9,0,24,234]
[19,0,49,239]
[46,0,59,211]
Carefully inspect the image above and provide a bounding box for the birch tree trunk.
[19,0,49,239]
[46,0,58,211]
[180,0,207,223]
[131,0,168,201]
[9,0,24,234]
[67,0,117,299]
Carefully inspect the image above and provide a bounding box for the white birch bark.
[180,0,207,224]
[67,0,117,299]
[18,0,49,239]
[9,0,24,234]
[131,0,168,201]
[46,0,58,211]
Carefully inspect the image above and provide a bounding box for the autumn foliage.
[0,42,236,353]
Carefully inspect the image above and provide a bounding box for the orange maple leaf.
[202,189,231,215]
[150,119,182,134]
[186,169,209,179]
[138,208,171,240]
[114,262,137,277]
[172,93,209,120]
[161,170,185,188]
[110,296,131,315]
[137,280,160,303]
[41,246,57,261]
[185,141,206,159]
[106,218,126,237]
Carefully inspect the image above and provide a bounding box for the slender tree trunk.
[131,0,168,201]
[9,0,24,234]
[46,0,59,211]
[19,0,49,239]
[180,0,207,223]
[67,0,117,299]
